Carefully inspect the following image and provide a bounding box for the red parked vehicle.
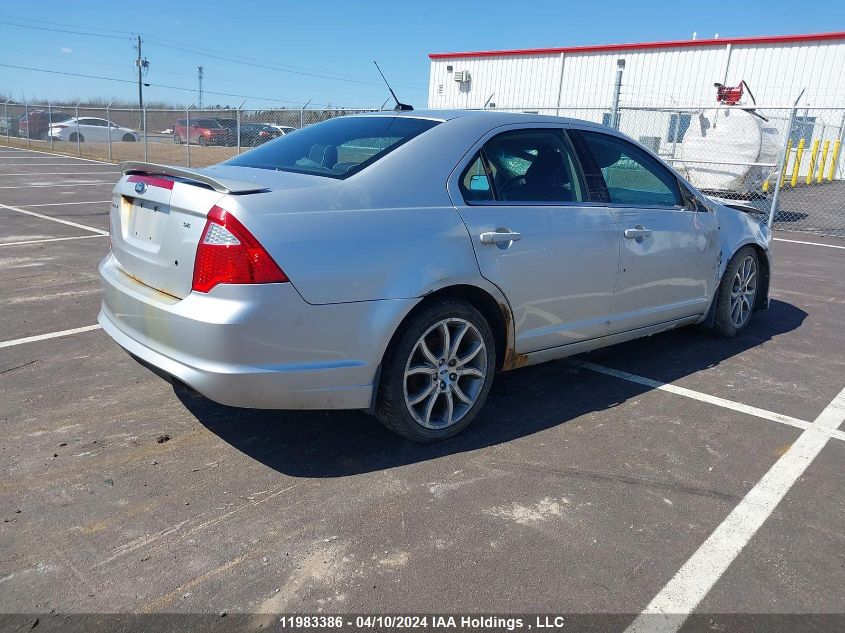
[173,118,229,146]
[19,110,72,139]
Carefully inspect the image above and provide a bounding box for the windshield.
[223,116,440,178]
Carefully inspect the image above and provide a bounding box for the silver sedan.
[99,110,772,441]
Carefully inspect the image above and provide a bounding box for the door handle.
[624,226,652,240]
[480,231,522,245]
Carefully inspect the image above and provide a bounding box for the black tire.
[69,132,83,142]
[198,136,207,147]
[711,246,760,337]
[173,134,182,144]
[122,133,136,142]
[376,299,496,442]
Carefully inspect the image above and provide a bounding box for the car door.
[570,128,719,334]
[107,121,122,142]
[449,126,620,353]
[79,118,105,142]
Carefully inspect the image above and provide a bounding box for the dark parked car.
[19,110,72,139]
[173,118,229,146]
[209,118,282,146]
[210,118,238,145]
[239,123,282,146]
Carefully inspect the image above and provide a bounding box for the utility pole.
[134,35,149,130]
[197,66,204,109]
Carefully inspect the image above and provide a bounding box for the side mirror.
[679,181,708,212]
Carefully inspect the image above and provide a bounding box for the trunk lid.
[109,163,269,299]
[109,162,331,299]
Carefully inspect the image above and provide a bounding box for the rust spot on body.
[497,301,528,370]
[502,348,529,371]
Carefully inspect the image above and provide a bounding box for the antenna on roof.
[373,61,413,111]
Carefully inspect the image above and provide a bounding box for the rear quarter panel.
[217,117,493,305]
[226,189,482,305]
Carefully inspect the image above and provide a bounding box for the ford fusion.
[99,110,771,442]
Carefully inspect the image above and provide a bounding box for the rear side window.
[577,130,682,207]
[460,128,585,204]
[224,116,440,179]
[459,154,494,202]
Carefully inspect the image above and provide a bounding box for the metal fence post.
[236,99,245,156]
[25,101,30,147]
[610,59,625,129]
[671,110,681,158]
[106,101,113,162]
[768,96,802,228]
[186,100,196,168]
[143,107,148,162]
[300,99,312,129]
[3,100,9,143]
[75,101,81,156]
[48,102,53,151]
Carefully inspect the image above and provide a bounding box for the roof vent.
[453,70,471,83]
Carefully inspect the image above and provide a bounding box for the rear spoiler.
[119,161,268,194]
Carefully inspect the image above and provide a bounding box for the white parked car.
[269,124,297,135]
[48,117,139,143]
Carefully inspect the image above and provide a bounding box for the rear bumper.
[98,254,413,410]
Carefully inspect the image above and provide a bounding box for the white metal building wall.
[428,34,845,110]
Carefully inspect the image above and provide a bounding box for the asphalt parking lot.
[1,145,844,631]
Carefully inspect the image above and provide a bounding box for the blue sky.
[0,0,842,108]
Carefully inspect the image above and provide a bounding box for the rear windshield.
[223,116,440,178]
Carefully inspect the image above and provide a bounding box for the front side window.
[462,129,585,204]
[578,130,682,207]
[224,116,440,178]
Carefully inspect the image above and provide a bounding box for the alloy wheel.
[403,318,488,430]
[730,255,757,328]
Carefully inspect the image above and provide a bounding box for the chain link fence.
[486,103,845,237]
[1,99,844,237]
[0,102,375,168]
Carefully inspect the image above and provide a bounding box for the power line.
[0,62,334,107]
[0,19,130,41]
[144,38,386,86]
[0,17,417,89]
[143,35,412,86]
[0,13,132,36]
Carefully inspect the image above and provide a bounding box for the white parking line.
[773,237,845,250]
[18,200,111,207]
[577,361,845,442]
[625,386,845,633]
[0,182,114,189]
[0,171,121,177]
[0,172,120,176]
[0,157,108,161]
[0,145,113,164]
[0,202,108,235]
[0,234,106,247]
[0,324,102,349]
[0,164,119,167]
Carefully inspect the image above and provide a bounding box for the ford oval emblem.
[134,181,147,194]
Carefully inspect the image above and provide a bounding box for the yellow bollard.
[828,139,841,182]
[817,140,830,183]
[806,139,820,185]
[790,139,805,187]
[780,139,793,187]
[762,179,769,193]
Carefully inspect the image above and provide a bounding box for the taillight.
[192,206,288,293]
